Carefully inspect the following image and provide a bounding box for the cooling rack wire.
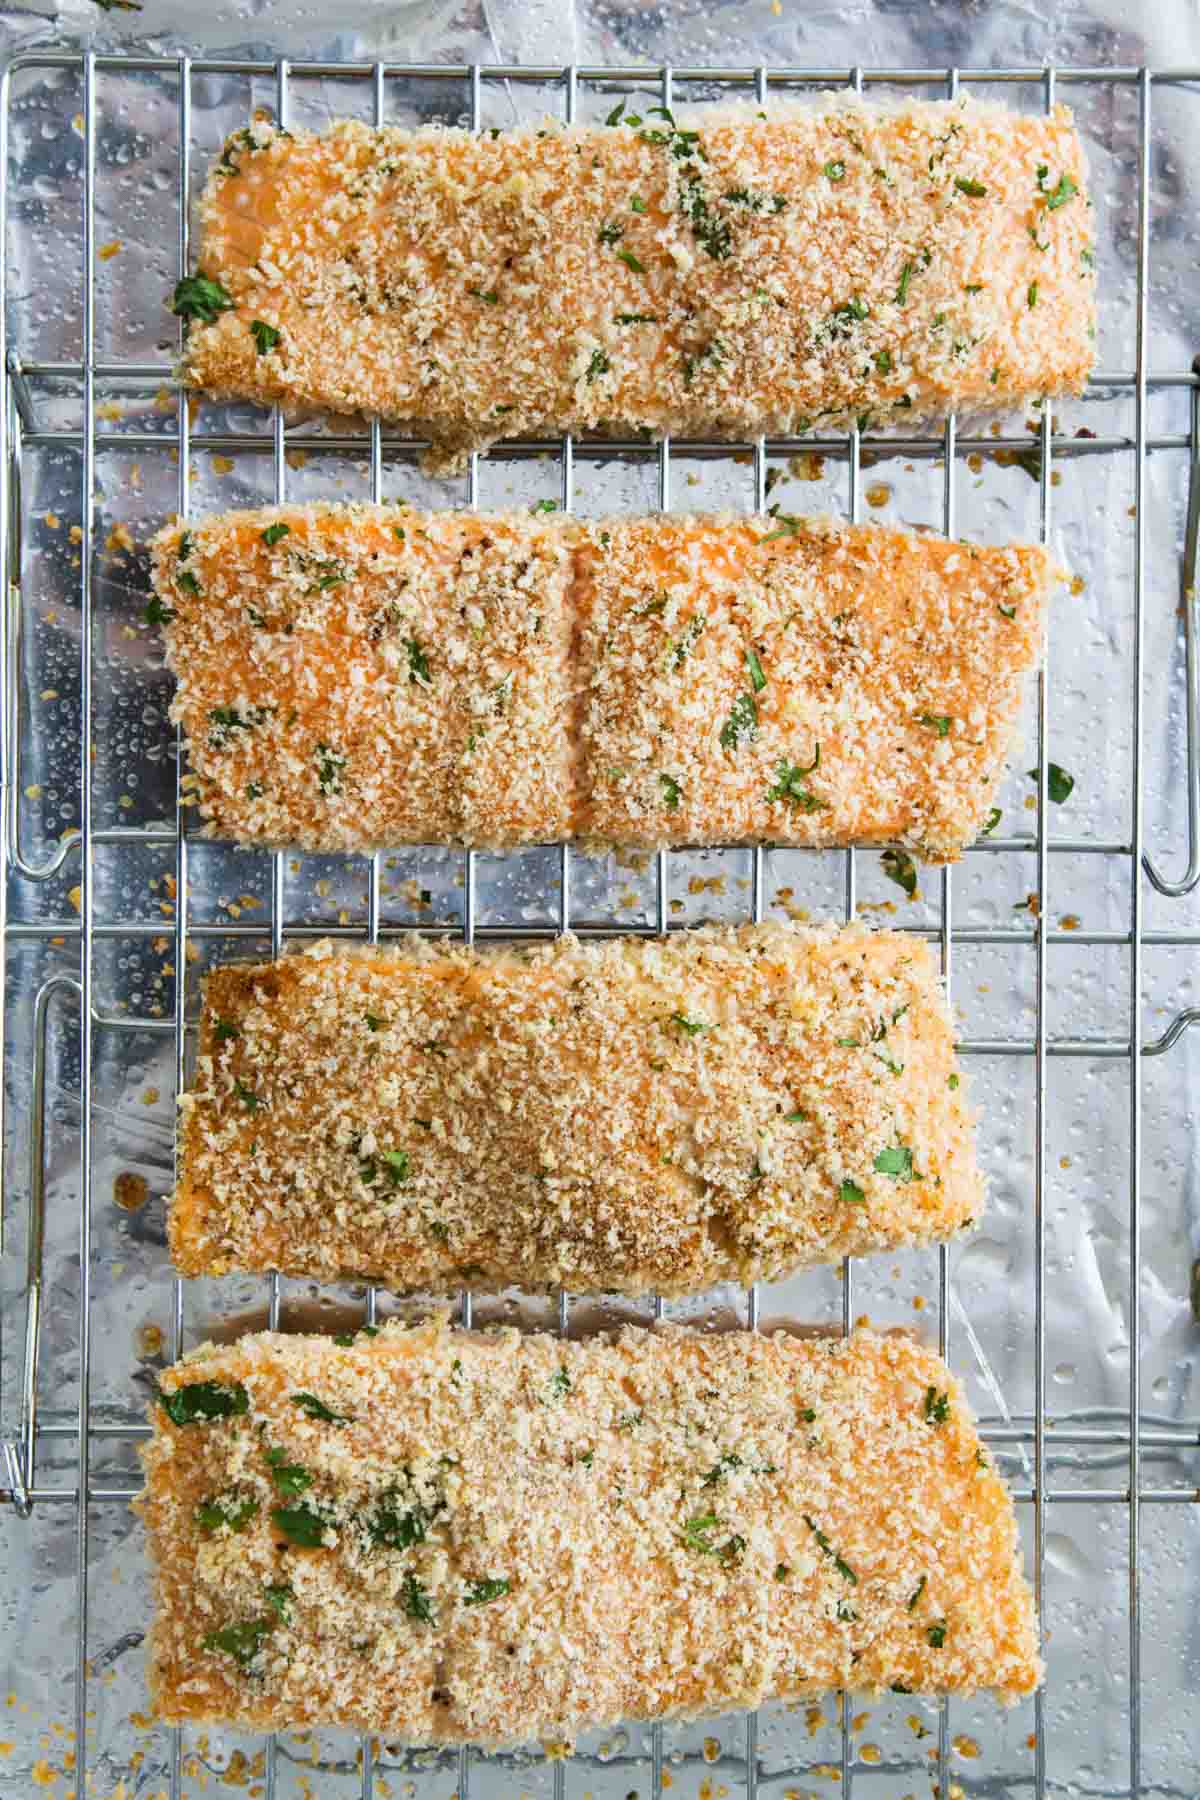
[1,50,1199,1800]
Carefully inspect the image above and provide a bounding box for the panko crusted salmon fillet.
[172,923,982,1292]
[149,504,1051,859]
[174,97,1094,467]
[137,1318,1042,1745]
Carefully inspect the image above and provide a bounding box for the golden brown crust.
[172,922,982,1292]
[179,98,1094,467]
[137,1319,1042,1746]
[150,504,1050,859]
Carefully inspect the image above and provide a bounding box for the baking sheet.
[1,2,1199,1796]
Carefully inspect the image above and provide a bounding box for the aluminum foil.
[1,1,1199,1796]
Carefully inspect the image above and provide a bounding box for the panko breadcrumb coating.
[172,923,982,1292]
[150,503,1052,860]
[175,97,1094,468]
[138,1317,1042,1747]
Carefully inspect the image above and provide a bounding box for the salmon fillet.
[172,922,982,1292]
[175,98,1094,469]
[137,1318,1042,1745]
[150,504,1051,860]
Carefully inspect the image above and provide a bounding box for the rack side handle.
[1143,359,1200,898]
[2,973,81,1516]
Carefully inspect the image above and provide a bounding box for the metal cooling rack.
[1,49,1199,1800]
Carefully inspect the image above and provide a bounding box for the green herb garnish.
[765,749,823,812]
[550,1365,571,1398]
[615,312,658,324]
[406,639,432,684]
[895,261,913,306]
[264,1448,313,1496]
[468,287,499,304]
[250,319,281,354]
[745,646,766,693]
[598,221,624,246]
[839,1179,866,1205]
[402,1573,434,1623]
[881,848,917,898]
[291,1392,354,1425]
[659,772,682,811]
[586,349,611,382]
[145,596,174,626]
[1027,762,1074,804]
[953,176,987,197]
[1027,282,1039,309]
[171,273,234,324]
[1038,167,1078,211]
[804,1514,857,1584]
[923,1386,951,1426]
[719,691,758,752]
[464,1577,511,1605]
[264,1583,293,1622]
[196,1493,259,1534]
[315,743,346,796]
[381,1149,410,1185]
[927,1621,947,1647]
[203,1619,269,1668]
[981,807,1002,837]
[531,500,557,515]
[670,1013,710,1037]
[919,713,952,737]
[233,1078,259,1112]
[873,1145,915,1181]
[213,1017,239,1042]
[616,248,646,274]
[261,522,290,546]
[823,159,846,181]
[908,1575,927,1612]
[271,1502,329,1547]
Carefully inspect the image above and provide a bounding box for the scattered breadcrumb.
[138,1318,1041,1747]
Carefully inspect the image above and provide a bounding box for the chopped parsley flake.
[1027,762,1075,804]
[144,595,174,626]
[250,319,281,354]
[804,1514,857,1584]
[981,807,1002,838]
[291,1392,354,1424]
[586,349,611,382]
[213,1017,239,1042]
[468,286,499,304]
[928,1621,947,1647]
[381,1149,411,1185]
[681,1513,746,1563]
[881,848,918,899]
[615,311,658,325]
[233,1077,260,1113]
[176,569,201,596]
[874,1144,915,1181]
[719,690,758,752]
[895,261,913,306]
[839,1179,866,1205]
[659,772,682,811]
[465,1577,511,1605]
[1027,281,1039,308]
[823,296,870,339]
[908,1575,927,1612]
[264,1583,293,1622]
[670,1013,710,1037]
[616,248,646,273]
[598,221,624,246]
[948,1073,961,1090]
[531,500,557,514]
[315,743,346,796]
[997,602,1017,619]
[923,1386,951,1426]
[402,1572,435,1623]
[171,273,234,324]
[1038,167,1078,211]
[875,348,893,374]
[158,1379,249,1427]
[196,1493,259,1534]
[204,1618,269,1668]
[765,748,824,812]
[264,1447,313,1496]
[745,645,766,693]
[271,1502,329,1547]
[630,194,647,213]
[550,1365,572,1398]
[261,522,290,546]
[953,176,987,197]
[670,615,704,668]
[406,638,432,684]
[822,159,846,181]
[919,713,952,737]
